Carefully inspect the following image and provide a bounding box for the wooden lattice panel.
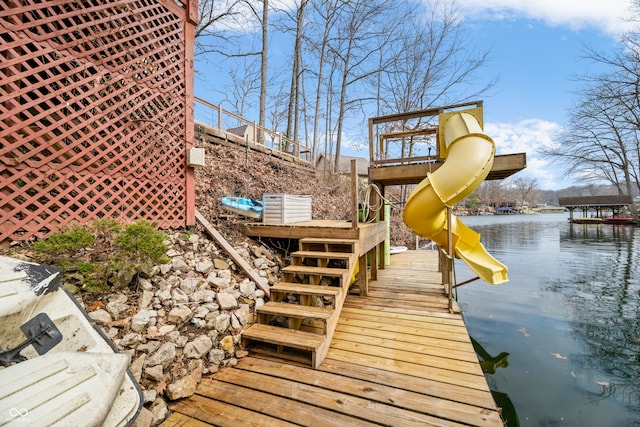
[1,0,195,240]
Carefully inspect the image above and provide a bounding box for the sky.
[194,0,639,191]
[449,0,638,190]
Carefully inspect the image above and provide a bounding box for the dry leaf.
[156,381,167,395]
[551,353,567,360]
[87,300,103,311]
[77,345,88,352]
[107,317,131,329]
[636,338,640,343]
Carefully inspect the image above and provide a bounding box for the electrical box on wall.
[187,147,206,167]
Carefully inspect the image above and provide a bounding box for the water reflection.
[471,336,519,426]
[557,223,640,411]
[456,214,640,426]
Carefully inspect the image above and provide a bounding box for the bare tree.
[195,0,247,57]
[328,0,396,171]
[507,177,539,208]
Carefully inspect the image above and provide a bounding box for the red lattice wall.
[1,0,197,241]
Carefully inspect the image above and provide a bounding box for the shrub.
[32,219,169,292]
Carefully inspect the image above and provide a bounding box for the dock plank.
[164,250,503,427]
[232,357,502,427]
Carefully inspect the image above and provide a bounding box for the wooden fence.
[194,97,312,164]
[1,0,197,241]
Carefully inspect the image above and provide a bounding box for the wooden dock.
[163,250,503,426]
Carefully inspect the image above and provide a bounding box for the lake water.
[454,213,640,427]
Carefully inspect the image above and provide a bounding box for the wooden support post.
[358,254,368,296]
[351,159,358,229]
[370,246,378,281]
[446,207,454,313]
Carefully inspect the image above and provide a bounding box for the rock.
[166,249,181,257]
[137,341,161,354]
[139,290,155,309]
[119,332,142,348]
[218,269,232,282]
[213,258,229,270]
[239,280,256,297]
[180,277,200,295]
[208,349,225,365]
[191,289,215,303]
[195,260,214,274]
[250,246,263,258]
[142,389,157,404]
[105,297,130,319]
[220,335,235,355]
[175,335,189,348]
[207,276,230,289]
[159,263,171,275]
[130,355,146,382]
[158,324,176,335]
[214,313,230,332]
[131,407,153,427]
[188,234,200,248]
[171,288,189,304]
[166,375,198,400]
[145,342,176,369]
[183,336,213,359]
[149,398,169,425]
[156,288,172,303]
[193,306,209,319]
[88,308,112,325]
[131,309,156,332]
[165,331,181,343]
[108,293,128,305]
[168,305,192,323]
[171,257,191,273]
[188,359,204,383]
[236,349,249,358]
[235,304,251,325]
[216,292,237,310]
[253,257,267,269]
[230,314,240,329]
[144,364,164,382]
[138,278,154,291]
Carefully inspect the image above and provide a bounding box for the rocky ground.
[1,141,416,426]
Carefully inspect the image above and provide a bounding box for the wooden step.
[241,324,325,367]
[271,282,342,307]
[281,265,349,277]
[281,265,350,286]
[257,301,334,335]
[291,251,353,260]
[291,250,354,267]
[241,323,325,352]
[257,301,334,321]
[299,238,358,245]
[299,238,358,253]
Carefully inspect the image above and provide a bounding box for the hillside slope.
[194,142,352,245]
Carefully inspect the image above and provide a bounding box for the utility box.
[262,194,312,224]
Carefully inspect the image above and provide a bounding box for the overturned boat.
[0,256,142,427]
[221,196,264,219]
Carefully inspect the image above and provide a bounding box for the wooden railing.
[194,97,312,164]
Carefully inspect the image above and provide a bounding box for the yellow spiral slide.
[402,108,508,284]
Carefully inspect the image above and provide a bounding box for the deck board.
[164,250,503,427]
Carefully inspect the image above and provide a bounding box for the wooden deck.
[163,250,503,427]
[243,220,386,255]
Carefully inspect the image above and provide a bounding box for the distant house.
[316,154,369,177]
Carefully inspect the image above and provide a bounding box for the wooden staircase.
[241,238,359,369]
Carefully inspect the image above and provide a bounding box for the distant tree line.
[194,0,493,170]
